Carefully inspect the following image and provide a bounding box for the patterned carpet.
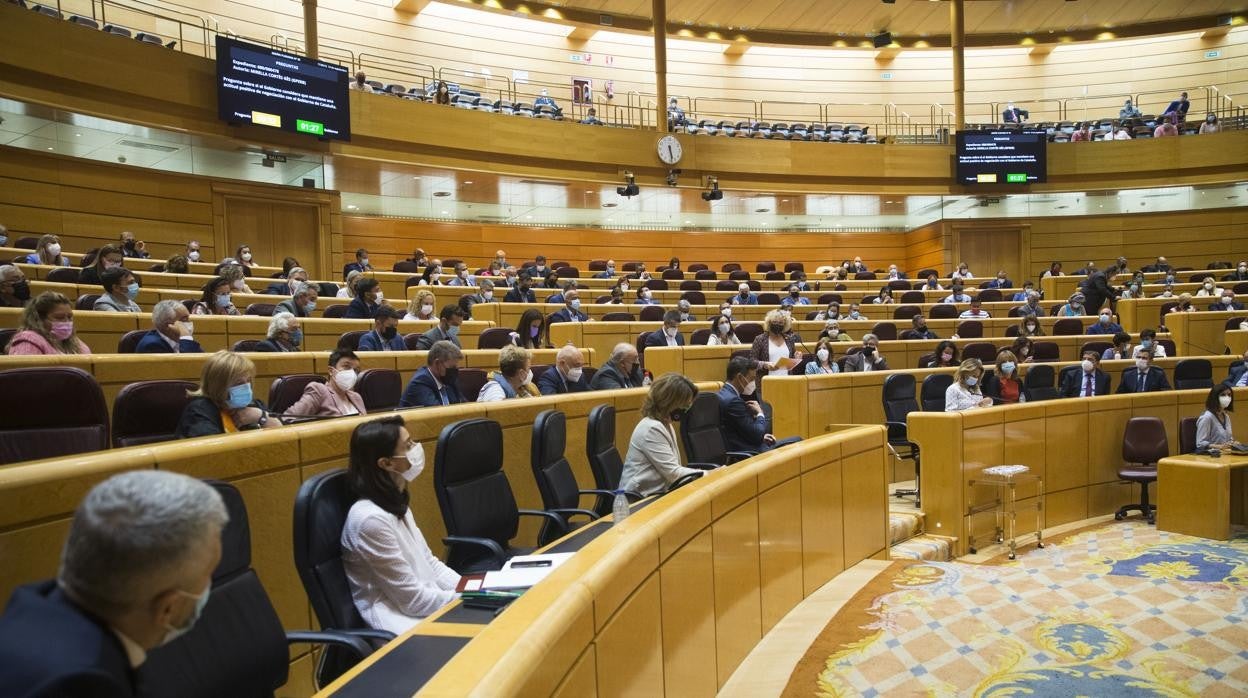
[783,522,1248,697]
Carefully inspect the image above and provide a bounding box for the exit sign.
[880,72,893,80]
[1206,50,1222,58]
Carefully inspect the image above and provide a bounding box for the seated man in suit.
[537,344,589,395]
[730,282,758,305]
[1141,256,1172,274]
[842,334,889,372]
[984,270,1013,289]
[274,281,318,318]
[550,288,589,323]
[1227,349,1248,388]
[1160,91,1190,121]
[1002,102,1029,123]
[400,340,465,407]
[458,278,496,320]
[357,305,407,351]
[265,266,308,295]
[1116,348,1172,394]
[255,312,302,352]
[644,310,686,349]
[590,342,645,391]
[414,305,465,350]
[135,300,204,354]
[593,259,617,279]
[1086,311,1124,335]
[342,248,372,280]
[884,264,907,281]
[0,471,226,697]
[908,314,939,340]
[1209,290,1245,312]
[502,271,537,303]
[1061,351,1111,397]
[717,356,801,455]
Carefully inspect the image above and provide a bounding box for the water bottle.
[612,490,630,524]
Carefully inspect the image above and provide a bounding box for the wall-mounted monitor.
[216,36,350,141]
[955,130,1046,185]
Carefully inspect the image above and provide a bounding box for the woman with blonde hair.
[6,291,91,355]
[404,289,437,321]
[175,350,279,437]
[218,262,253,295]
[477,344,540,401]
[338,270,364,299]
[620,373,706,496]
[21,234,70,267]
[752,308,802,377]
[945,358,993,412]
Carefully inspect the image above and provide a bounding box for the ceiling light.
[346,205,358,210]
[441,210,449,215]
[463,180,473,185]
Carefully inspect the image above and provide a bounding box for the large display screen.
[955,130,1046,184]
[216,36,350,141]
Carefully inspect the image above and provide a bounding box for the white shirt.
[477,380,508,402]
[620,417,701,497]
[945,382,986,412]
[341,499,460,635]
[959,309,991,319]
[1130,344,1168,359]
[707,333,740,346]
[767,338,789,376]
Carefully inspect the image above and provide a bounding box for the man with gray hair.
[590,342,645,391]
[400,339,465,407]
[0,263,30,308]
[274,281,318,318]
[135,299,203,354]
[0,470,227,695]
[841,333,889,372]
[538,344,589,395]
[256,311,302,352]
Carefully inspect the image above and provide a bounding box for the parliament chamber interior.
[1,0,1248,695]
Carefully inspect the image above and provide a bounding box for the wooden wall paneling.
[799,444,845,595]
[711,499,762,688]
[593,573,667,696]
[659,527,719,698]
[756,477,804,634]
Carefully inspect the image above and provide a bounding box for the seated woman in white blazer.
[341,416,461,634]
[620,373,705,497]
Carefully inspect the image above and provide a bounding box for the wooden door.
[953,225,1026,284]
[223,197,320,274]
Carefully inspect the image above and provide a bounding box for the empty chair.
[929,305,958,320]
[872,322,897,341]
[1173,359,1213,390]
[977,289,1002,302]
[116,329,147,353]
[293,470,398,686]
[268,374,326,414]
[882,373,921,505]
[680,392,753,466]
[715,280,738,292]
[102,23,132,37]
[644,278,668,291]
[688,263,709,272]
[320,304,347,319]
[45,267,80,283]
[1116,417,1167,524]
[639,305,666,322]
[893,304,921,320]
[784,262,805,273]
[1178,417,1198,455]
[587,259,607,271]
[734,322,764,346]
[455,368,489,402]
[680,290,705,305]
[530,410,608,540]
[728,270,751,281]
[433,419,566,572]
[245,303,276,317]
[556,266,580,278]
[231,340,262,352]
[962,342,998,364]
[695,269,718,280]
[0,328,15,354]
[337,330,366,351]
[139,481,374,698]
[757,292,780,306]
[818,293,844,305]
[67,14,98,28]
[1032,342,1060,362]
[355,368,401,411]
[135,31,166,45]
[0,367,109,464]
[764,270,785,281]
[31,3,61,18]
[956,320,984,338]
[1051,318,1083,335]
[601,312,635,322]
[111,380,196,447]
[920,373,953,412]
[478,327,518,349]
[689,328,711,345]
[1080,341,1113,358]
[1023,364,1058,401]
[662,268,684,280]
[74,294,100,311]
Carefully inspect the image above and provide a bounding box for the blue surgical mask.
[161,583,211,646]
[122,282,140,300]
[1001,362,1016,374]
[215,293,232,308]
[570,299,581,310]
[448,325,460,337]
[1141,339,1153,349]
[965,376,978,387]
[290,329,303,346]
[226,383,253,409]
[304,301,317,314]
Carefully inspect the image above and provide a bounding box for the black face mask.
[769,323,785,334]
[441,366,459,385]
[790,290,800,297]
[863,346,876,356]
[11,281,30,301]
[381,326,398,340]
[123,239,135,249]
[740,291,749,298]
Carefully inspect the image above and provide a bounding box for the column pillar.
[652,0,668,131]
[950,0,965,131]
[302,0,319,59]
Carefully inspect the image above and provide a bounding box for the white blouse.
[341,499,461,635]
[945,382,987,412]
[767,339,789,376]
[707,333,740,346]
[620,417,701,497]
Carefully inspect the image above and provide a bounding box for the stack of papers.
[482,553,574,591]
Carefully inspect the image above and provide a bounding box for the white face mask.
[420,303,433,316]
[1220,395,1233,409]
[721,307,732,318]
[483,291,493,301]
[1135,359,1149,371]
[231,278,245,290]
[1223,297,1234,305]
[188,250,200,262]
[743,380,756,394]
[817,348,830,362]
[161,583,211,646]
[566,366,583,382]
[241,252,253,262]
[1082,359,1095,373]
[521,369,533,385]
[333,368,358,391]
[47,243,62,256]
[664,326,678,338]
[376,291,384,302]
[360,258,369,267]
[1099,314,1110,324]
[399,444,425,482]
[718,322,731,334]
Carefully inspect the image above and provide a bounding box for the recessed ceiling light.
[525,215,533,219]
[440,210,449,215]
[463,181,473,185]
[75,133,81,137]
[684,220,692,224]
[46,146,53,150]
[781,199,789,203]
[346,205,358,210]
[585,190,593,194]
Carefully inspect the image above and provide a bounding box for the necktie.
[1084,374,1093,397]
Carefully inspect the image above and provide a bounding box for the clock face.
[657,135,683,165]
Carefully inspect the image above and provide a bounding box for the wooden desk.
[1158,452,1248,541]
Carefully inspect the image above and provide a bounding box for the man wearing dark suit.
[1002,103,1029,123]
[1209,292,1245,312]
[589,343,645,391]
[400,341,465,407]
[344,278,382,320]
[841,334,890,372]
[643,310,686,349]
[342,248,372,280]
[274,282,317,318]
[1227,350,1248,388]
[1161,91,1190,122]
[135,300,203,354]
[414,305,465,350]
[503,272,537,303]
[549,289,589,324]
[357,306,407,351]
[1079,266,1117,314]
[1116,349,1172,394]
[1222,262,1248,282]
[984,271,1013,289]
[1141,256,1172,274]
[593,260,617,280]
[0,471,226,698]
[537,345,589,395]
[716,357,800,455]
[1061,352,1111,397]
